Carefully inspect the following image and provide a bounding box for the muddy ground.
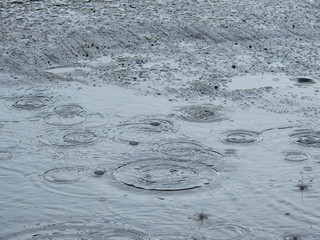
[1,0,320,239]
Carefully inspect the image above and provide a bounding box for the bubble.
[113,158,219,191]
[222,130,263,144]
[178,105,227,123]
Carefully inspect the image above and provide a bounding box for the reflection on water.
[1,82,320,239]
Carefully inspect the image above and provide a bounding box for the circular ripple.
[283,151,308,162]
[54,104,85,116]
[222,130,263,144]
[125,118,175,133]
[156,234,206,240]
[43,166,91,184]
[63,131,97,145]
[44,113,86,127]
[290,130,320,147]
[179,105,226,122]
[113,158,219,191]
[1,221,150,240]
[197,221,249,240]
[158,139,223,158]
[12,95,52,110]
[40,129,101,147]
[112,116,176,143]
[0,150,12,160]
[277,232,320,240]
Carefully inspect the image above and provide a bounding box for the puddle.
[227,73,293,90]
[1,78,320,238]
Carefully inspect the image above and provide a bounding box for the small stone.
[94,170,105,176]
[150,122,160,126]
[129,141,139,146]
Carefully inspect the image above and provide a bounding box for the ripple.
[277,232,320,240]
[43,166,91,184]
[192,220,250,240]
[290,130,320,147]
[155,234,206,240]
[54,104,85,116]
[222,130,263,144]
[39,129,102,147]
[12,95,52,110]
[0,219,151,240]
[111,116,176,143]
[0,150,12,160]
[157,139,223,158]
[178,105,227,123]
[283,151,308,162]
[44,113,86,127]
[62,131,97,144]
[112,158,219,191]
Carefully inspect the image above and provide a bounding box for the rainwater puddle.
[227,73,294,90]
[1,77,320,239]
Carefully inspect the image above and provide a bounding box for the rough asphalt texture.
[1,0,319,89]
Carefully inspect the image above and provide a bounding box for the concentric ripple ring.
[54,104,85,116]
[290,130,320,147]
[12,95,52,110]
[43,166,90,184]
[113,158,219,191]
[179,105,227,122]
[222,130,263,144]
[0,221,151,239]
